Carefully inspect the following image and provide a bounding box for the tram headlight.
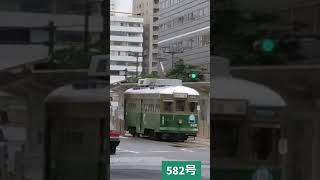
[178,119,183,124]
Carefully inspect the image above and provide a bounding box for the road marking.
[150,150,176,153]
[117,149,140,154]
[194,147,208,150]
[119,136,128,139]
[180,148,194,153]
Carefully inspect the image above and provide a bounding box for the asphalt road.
[110,136,210,180]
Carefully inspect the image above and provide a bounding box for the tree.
[166,59,205,82]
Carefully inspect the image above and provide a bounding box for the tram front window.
[189,102,197,113]
[164,102,173,112]
[176,100,186,112]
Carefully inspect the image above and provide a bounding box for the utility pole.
[129,51,143,78]
[48,21,56,62]
[163,49,184,69]
[84,0,90,59]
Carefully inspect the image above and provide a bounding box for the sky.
[115,0,133,13]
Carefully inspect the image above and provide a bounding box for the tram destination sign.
[173,93,188,98]
[213,99,248,115]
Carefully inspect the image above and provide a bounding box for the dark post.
[124,68,128,80]
[84,0,90,58]
[48,21,55,62]
[101,0,108,53]
[171,52,174,69]
[136,55,139,78]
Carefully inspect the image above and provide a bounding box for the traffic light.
[253,38,277,53]
[261,39,276,53]
[190,73,198,79]
[189,72,204,81]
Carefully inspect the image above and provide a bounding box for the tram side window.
[189,102,197,112]
[164,102,173,112]
[176,100,185,112]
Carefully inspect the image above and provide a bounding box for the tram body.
[124,79,200,141]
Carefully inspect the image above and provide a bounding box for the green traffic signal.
[191,73,197,79]
[261,39,276,52]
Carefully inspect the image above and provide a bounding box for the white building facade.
[110,15,144,83]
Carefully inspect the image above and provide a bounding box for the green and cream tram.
[124,79,200,141]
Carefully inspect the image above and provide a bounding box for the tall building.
[110,0,116,16]
[158,0,210,73]
[132,0,160,74]
[110,15,144,83]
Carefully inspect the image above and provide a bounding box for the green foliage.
[127,77,139,83]
[166,60,204,82]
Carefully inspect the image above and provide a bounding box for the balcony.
[152,48,159,54]
[110,46,143,53]
[153,16,159,22]
[154,3,159,10]
[110,35,143,43]
[110,56,143,62]
[110,26,143,33]
[153,38,158,44]
[110,65,142,72]
[153,21,159,27]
